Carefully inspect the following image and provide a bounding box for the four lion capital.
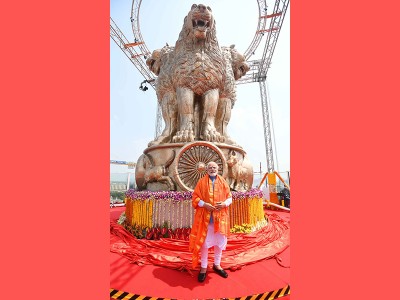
[146,4,249,147]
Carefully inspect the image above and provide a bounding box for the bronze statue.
[146,5,249,146]
[137,4,253,192]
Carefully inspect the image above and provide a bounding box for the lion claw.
[200,128,223,142]
[173,130,195,142]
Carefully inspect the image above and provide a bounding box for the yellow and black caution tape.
[110,285,290,300]
[110,288,175,300]
[232,285,290,299]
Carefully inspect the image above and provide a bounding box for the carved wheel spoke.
[174,142,227,191]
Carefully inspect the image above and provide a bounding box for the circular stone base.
[135,141,253,192]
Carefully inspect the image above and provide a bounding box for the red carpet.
[110,206,290,300]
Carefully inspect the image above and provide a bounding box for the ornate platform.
[135,141,253,192]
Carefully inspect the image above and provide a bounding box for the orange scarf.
[189,174,232,269]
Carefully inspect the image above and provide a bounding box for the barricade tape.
[110,285,290,300]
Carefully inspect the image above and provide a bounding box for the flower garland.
[126,190,193,201]
[124,189,265,233]
[125,189,263,201]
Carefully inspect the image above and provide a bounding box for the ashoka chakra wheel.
[173,141,227,191]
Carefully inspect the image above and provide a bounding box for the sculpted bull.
[226,150,253,191]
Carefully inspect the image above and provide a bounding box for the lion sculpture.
[146,45,177,146]
[217,45,249,145]
[146,4,249,146]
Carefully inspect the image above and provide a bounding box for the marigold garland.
[124,189,265,233]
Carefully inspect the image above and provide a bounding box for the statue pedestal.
[135,141,254,192]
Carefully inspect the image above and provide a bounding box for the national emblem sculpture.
[136,4,253,192]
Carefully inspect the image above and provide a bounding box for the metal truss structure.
[110,17,161,138]
[110,0,290,173]
[110,160,136,169]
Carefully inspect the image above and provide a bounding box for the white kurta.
[198,196,232,250]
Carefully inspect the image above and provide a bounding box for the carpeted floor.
[110,206,290,300]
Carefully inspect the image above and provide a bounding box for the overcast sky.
[110,0,290,177]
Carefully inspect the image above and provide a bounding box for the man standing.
[278,186,290,208]
[189,161,232,282]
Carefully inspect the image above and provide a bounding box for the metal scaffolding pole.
[259,80,274,173]
[110,17,162,138]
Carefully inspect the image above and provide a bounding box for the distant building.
[110,182,127,191]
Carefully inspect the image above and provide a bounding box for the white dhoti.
[200,222,227,268]
[203,222,228,250]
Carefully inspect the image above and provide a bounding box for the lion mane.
[220,45,250,108]
[145,4,249,145]
[146,45,175,103]
[172,4,226,95]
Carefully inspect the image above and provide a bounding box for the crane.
[110,17,162,139]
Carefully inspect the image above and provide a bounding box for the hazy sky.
[110,0,290,176]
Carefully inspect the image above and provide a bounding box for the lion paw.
[172,129,195,143]
[200,125,224,142]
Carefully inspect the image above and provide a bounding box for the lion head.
[146,49,162,75]
[187,4,214,40]
[176,4,218,49]
[229,46,250,80]
[146,46,175,76]
[220,45,249,104]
